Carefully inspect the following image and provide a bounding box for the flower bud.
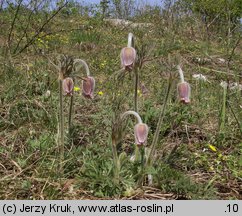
[120,47,136,70]
[82,76,95,99]
[134,123,149,146]
[177,81,191,104]
[62,77,74,96]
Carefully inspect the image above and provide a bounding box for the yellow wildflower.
[209,166,214,171]
[98,91,104,96]
[208,144,217,152]
[74,86,80,92]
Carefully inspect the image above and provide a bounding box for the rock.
[103,18,153,29]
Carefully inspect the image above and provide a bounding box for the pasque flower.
[134,123,149,146]
[82,76,95,99]
[120,47,136,70]
[111,111,148,184]
[120,33,136,71]
[177,65,191,104]
[62,77,74,96]
[177,81,191,104]
[121,111,148,146]
[73,59,95,99]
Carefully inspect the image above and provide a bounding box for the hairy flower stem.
[121,111,142,123]
[177,65,185,83]
[134,69,140,162]
[122,111,142,160]
[134,68,139,112]
[145,78,172,168]
[128,31,140,170]
[59,78,64,175]
[127,33,134,48]
[111,134,120,184]
[138,145,145,186]
[68,94,74,137]
[136,145,146,187]
[74,59,90,76]
[219,86,227,134]
[134,145,140,161]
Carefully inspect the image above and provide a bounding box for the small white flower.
[220,81,228,89]
[218,58,226,63]
[45,90,51,97]
[229,82,242,91]
[192,74,208,82]
[220,81,242,91]
[130,155,135,162]
[202,148,208,152]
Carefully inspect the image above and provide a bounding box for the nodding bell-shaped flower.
[82,76,95,99]
[120,47,136,71]
[134,123,149,146]
[177,81,191,104]
[62,77,74,96]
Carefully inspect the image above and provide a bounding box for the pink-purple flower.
[82,76,95,99]
[120,47,136,71]
[62,77,74,96]
[134,123,149,146]
[177,81,191,104]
